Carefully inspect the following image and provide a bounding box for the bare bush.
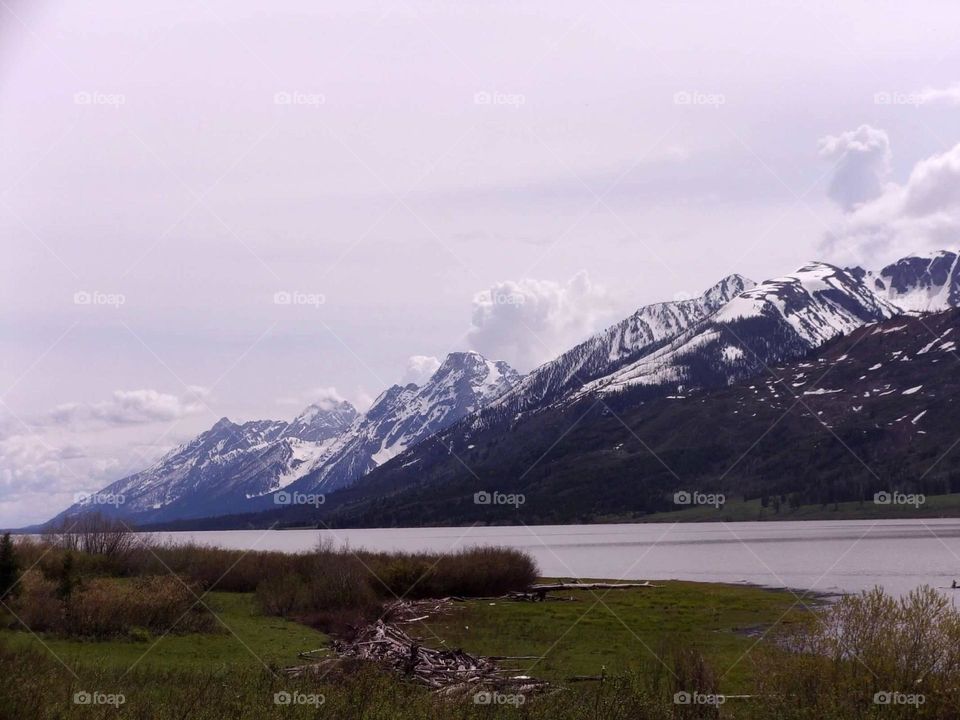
[43,512,137,561]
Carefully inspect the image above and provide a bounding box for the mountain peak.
[286,399,359,442]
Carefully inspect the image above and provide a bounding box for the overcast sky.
[3,0,960,526]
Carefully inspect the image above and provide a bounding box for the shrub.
[11,573,217,639]
[758,585,960,719]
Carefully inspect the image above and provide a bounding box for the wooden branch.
[529,581,660,591]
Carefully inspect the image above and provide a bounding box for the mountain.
[855,250,960,313]
[48,353,519,526]
[287,351,520,493]
[50,250,960,530]
[50,401,359,525]
[576,261,899,399]
[214,251,960,529]
[474,273,754,426]
[257,306,960,528]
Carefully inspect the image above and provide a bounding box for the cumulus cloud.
[43,386,210,428]
[401,355,441,385]
[822,134,960,264]
[819,125,892,211]
[466,271,611,370]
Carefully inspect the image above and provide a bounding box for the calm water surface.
[160,520,960,597]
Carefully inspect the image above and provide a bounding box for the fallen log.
[529,581,660,592]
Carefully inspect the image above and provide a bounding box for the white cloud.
[466,271,612,370]
[301,386,347,410]
[401,355,441,385]
[822,137,960,264]
[43,386,210,428]
[917,83,960,106]
[819,125,892,211]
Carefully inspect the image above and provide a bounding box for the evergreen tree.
[57,551,77,600]
[0,532,20,601]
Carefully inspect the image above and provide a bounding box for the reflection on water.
[157,519,960,597]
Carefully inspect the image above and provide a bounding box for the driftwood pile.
[331,619,548,695]
[286,583,660,692]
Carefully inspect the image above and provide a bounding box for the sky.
[3,0,960,526]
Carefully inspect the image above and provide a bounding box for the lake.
[160,519,960,598]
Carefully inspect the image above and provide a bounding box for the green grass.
[0,591,329,671]
[0,581,809,693]
[607,492,960,522]
[418,580,810,692]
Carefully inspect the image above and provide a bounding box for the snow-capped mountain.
[353,252,960,490]
[575,261,903,398]
[288,351,520,493]
[48,353,518,526]
[855,250,960,313]
[50,400,359,524]
[473,274,754,424]
[48,250,960,530]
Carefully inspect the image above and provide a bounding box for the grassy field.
[0,581,801,685]
[420,580,808,692]
[0,591,330,671]
[609,492,960,523]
